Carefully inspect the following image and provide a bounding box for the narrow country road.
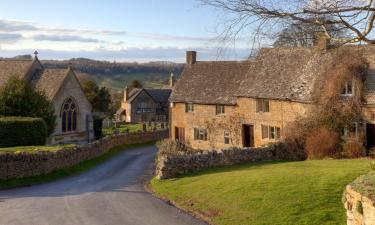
[0,145,207,225]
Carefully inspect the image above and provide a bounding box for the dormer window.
[341,80,353,96]
[256,99,270,113]
[185,103,194,112]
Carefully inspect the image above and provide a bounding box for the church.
[0,52,94,144]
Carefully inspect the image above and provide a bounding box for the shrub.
[274,141,307,161]
[0,117,47,147]
[343,141,365,158]
[305,128,341,159]
[0,76,56,134]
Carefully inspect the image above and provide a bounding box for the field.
[0,144,75,154]
[90,72,171,91]
[151,159,372,225]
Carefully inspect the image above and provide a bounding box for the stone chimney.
[124,86,129,102]
[186,51,197,65]
[314,32,330,51]
[169,73,175,88]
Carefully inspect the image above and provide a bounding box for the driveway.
[0,145,207,225]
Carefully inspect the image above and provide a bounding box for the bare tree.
[273,20,348,47]
[200,0,375,45]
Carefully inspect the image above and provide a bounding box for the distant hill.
[40,58,184,91]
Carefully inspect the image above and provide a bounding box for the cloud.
[0,33,22,43]
[32,34,100,43]
[0,46,251,62]
[0,19,37,32]
[0,18,214,43]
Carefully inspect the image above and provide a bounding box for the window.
[194,128,207,141]
[216,104,225,115]
[261,125,281,140]
[256,99,270,113]
[341,80,354,96]
[224,131,230,144]
[61,97,78,133]
[185,103,194,112]
[344,122,359,139]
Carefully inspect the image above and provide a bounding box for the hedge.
[0,117,48,147]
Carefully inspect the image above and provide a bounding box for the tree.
[0,76,56,134]
[200,0,375,45]
[131,80,143,89]
[81,80,112,114]
[274,21,347,47]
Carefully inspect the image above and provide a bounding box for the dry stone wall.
[156,146,280,179]
[0,130,168,180]
[345,185,375,225]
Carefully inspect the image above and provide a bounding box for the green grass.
[0,144,75,154]
[103,123,143,136]
[0,141,154,189]
[151,159,372,225]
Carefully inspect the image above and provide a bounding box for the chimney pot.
[186,51,197,65]
[124,86,129,102]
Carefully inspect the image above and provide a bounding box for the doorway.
[175,127,185,142]
[243,124,254,147]
[367,123,375,149]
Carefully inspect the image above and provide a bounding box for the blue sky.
[0,0,251,62]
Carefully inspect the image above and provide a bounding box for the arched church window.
[61,97,78,132]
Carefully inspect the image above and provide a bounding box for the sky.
[0,0,252,62]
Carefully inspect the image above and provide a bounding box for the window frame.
[256,99,270,113]
[216,104,225,115]
[224,131,230,144]
[341,80,354,97]
[185,103,194,112]
[61,97,78,133]
[261,125,281,140]
[194,128,208,141]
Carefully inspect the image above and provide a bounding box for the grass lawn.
[0,141,154,189]
[103,123,143,136]
[0,144,75,154]
[151,159,372,225]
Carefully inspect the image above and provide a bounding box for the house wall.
[170,98,310,150]
[50,71,93,144]
[129,91,158,123]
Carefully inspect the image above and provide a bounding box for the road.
[0,145,207,225]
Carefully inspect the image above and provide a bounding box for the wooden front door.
[243,124,254,147]
[367,123,375,149]
[175,127,185,142]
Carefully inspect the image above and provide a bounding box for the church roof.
[0,59,34,85]
[32,69,70,100]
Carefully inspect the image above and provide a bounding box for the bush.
[305,128,341,159]
[0,76,56,134]
[0,117,47,147]
[274,141,307,161]
[343,141,365,158]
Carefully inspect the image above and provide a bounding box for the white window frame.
[256,99,270,113]
[216,104,225,115]
[261,125,281,140]
[341,80,354,97]
[344,122,359,140]
[185,103,194,112]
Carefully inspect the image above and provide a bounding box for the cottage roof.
[171,45,375,105]
[128,88,171,103]
[170,61,252,105]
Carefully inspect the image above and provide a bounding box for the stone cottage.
[115,74,174,123]
[169,43,375,150]
[0,53,94,144]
